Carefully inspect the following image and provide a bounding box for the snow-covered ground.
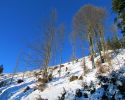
[0,49,125,100]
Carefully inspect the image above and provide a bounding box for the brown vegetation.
[38,78,48,84]
[70,76,78,82]
[78,75,83,80]
[97,64,110,74]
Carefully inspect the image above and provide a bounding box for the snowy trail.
[0,81,34,100]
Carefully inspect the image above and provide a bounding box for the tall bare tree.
[57,24,65,76]
[73,5,97,68]
[73,5,106,68]
[10,51,21,84]
[40,9,57,80]
[26,9,57,81]
[70,31,77,64]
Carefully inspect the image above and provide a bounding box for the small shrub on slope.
[97,64,110,74]
[24,86,30,93]
[0,81,8,88]
[37,78,47,91]
[78,75,83,80]
[75,89,82,97]
[69,76,78,82]
[58,88,66,100]
[34,94,48,100]
[38,78,48,83]
[48,73,53,81]
[37,82,46,92]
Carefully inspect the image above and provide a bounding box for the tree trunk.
[88,34,95,68]
[97,40,104,63]
[59,48,62,77]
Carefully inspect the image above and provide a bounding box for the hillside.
[0,49,125,100]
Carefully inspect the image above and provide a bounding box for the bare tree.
[94,24,106,63]
[10,51,21,84]
[26,10,58,81]
[73,4,106,68]
[57,24,65,76]
[70,31,77,64]
[38,10,57,80]
[73,5,97,68]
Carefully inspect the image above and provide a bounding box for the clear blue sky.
[0,0,115,73]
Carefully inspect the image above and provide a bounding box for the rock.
[110,77,116,84]
[83,93,88,98]
[102,94,108,100]
[24,86,30,92]
[75,89,82,97]
[102,84,108,91]
[90,88,95,94]
[89,81,94,88]
[17,79,24,84]
[84,84,89,90]
[97,75,108,83]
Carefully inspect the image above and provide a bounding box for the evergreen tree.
[106,37,112,50]
[112,0,125,47]
[0,65,3,74]
[112,33,121,50]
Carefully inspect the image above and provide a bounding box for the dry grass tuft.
[69,76,78,82]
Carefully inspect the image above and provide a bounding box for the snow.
[0,49,125,100]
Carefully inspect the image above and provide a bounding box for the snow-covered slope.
[0,49,125,100]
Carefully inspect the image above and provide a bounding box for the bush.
[83,93,88,98]
[89,56,92,61]
[76,59,78,62]
[37,83,46,91]
[24,86,30,92]
[48,74,53,81]
[34,72,39,78]
[0,65,3,74]
[96,59,101,67]
[106,35,122,50]
[60,65,64,68]
[38,78,48,84]
[65,67,68,71]
[17,79,24,83]
[33,94,48,100]
[75,89,82,97]
[37,78,47,91]
[78,75,83,80]
[58,88,66,100]
[37,73,52,92]
[0,81,7,88]
[97,64,110,74]
[53,66,58,70]
[69,76,78,82]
